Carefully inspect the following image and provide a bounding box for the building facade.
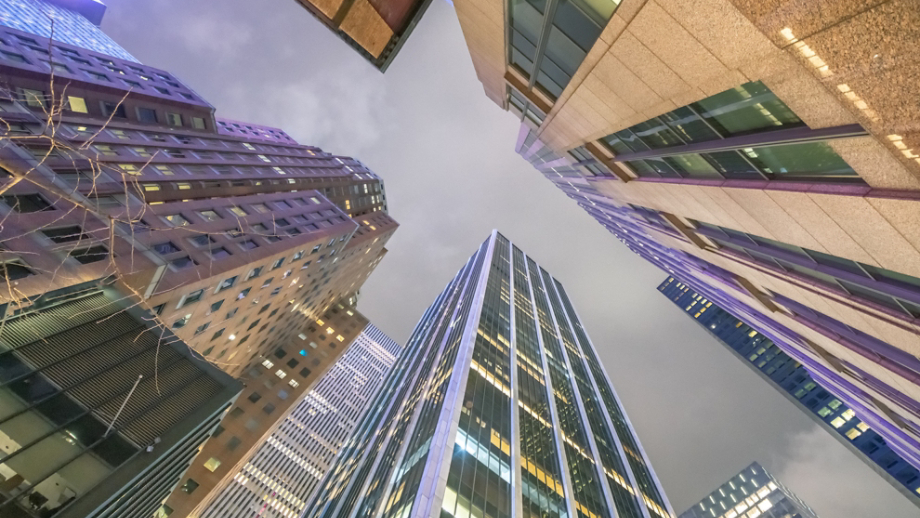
[0,280,241,518]
[292,0,432,71]
[658,276,920,507]
[454,0,920,478]
[200,323,402,518]
[679,462,818,518]
[305,231,673,518]
[0,2,398,516]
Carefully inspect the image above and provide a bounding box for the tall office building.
[201,323,402,518]
[306,231,673,518]
[454,0,920,475]
[0,280,241,518]
[659,276,920,506]
[679,462,818,518]
[0,1,398,516]
[292,0,432,71]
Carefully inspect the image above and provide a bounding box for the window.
[198,210,221,222]
[248,392,262,403]
[288,379,299,388]
[299,367,311,378]
[271,258,284,269]
[181,289,204,307]
[42,225,87,243]
[192,117,206,129]
[209,247,231,259]
[152,242,181,254]
[1,193,53,213]
[137,107,158,123]
[69,245,109,264]
[262,359,274,369]
[1,51,28,64]
[229,206,247,217]
[226,437,241,450]
[101,101,127,118]
[166,112,182,126]
[164,214,190,227]
[66,95,87,113]
[181,479,199,494]
[194,322,210,335]
[237,287,251,300]
[173,314,191,328]
[245,419,259,431]
[217,276,238,291]
[275,369,287,379]
[252,203,269,213]
[0,260,34,282]
[190,234,214,247]
[286,358,299,369]
[247,267,263,280]
[210,328,225,341]
[203,457,221,472]
[262,403,275,414]
[277,390,288,400]
[240,240,259,250]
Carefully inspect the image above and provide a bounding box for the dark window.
[0,261,34,281]
[182,289,204,306]
[152,242,181,254]
[299,368,311,378]
[151,304,165,315]
[1,194,53,213]
[194,323,210,335]
[226,437,241,451]
[240,240,259,250]
[211,328,225,341]
[247,319,261,331]
[171,256,196,270]
[181,479,199,494]
[262,403,275,415]
[209,300,224,312]
[172,315,190,328]
[286,358,299,369]
[43,225,87,243]
[190,235,215,247]
[271,258,284,269]
[228,407,244,419]
[258,304,270,314]
[101,101,127,118]
[247,392,261,403]
[69,246,109,264]
[273,348,287,359]
[137,107,158,123]
[210,247,231,259]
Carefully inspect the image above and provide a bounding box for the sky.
[102,1,917,516]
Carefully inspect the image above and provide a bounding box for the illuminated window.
[856,422,870,432]
[845,428,862,440]
[275,369,286,379]
[288,379,299,388]
[67,96,88,113]
[203,457,221,472]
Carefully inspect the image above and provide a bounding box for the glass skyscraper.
[305,231,673,518]
[658,276,920,507]
[679,462,818,518]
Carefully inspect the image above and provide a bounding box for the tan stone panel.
[701,186,774,237]
[809,193,920,278]
[340,0,394,58]
[697,69,749,97]
[627,1,730,87]
[722,188,826,251]
[615,0,652,23]
[593,53,664,114]
[575,87,622,129]
[599,12,629,45]
[610,31,691,100]
[304,0,345,19]
[866,197,920,258]
[764,189,878,265]
[828,136,920,190]
[656,0,779,70]
[583,75,638,123]
[681,185,739,229]
[669,86,708,109]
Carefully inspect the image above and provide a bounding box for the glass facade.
[509,0,619,101]
[0,0,138,62]
[678,462,818,518]
[660,277,920,505]
[598,82,861,182]
[305,232,673,518]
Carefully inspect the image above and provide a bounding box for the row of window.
[694,220,920,319]
[594,82,861,182]
[66,124,312,155]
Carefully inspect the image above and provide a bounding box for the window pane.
[663,154,722,179]
[660,106,721,143]
[742,142,856,178]
[543,26,585,77]
[703,150,762,178]
[693,81,803,136]
[552,0,602,51]
[631,117,685,149]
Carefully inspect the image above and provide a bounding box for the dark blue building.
[659,276,920,509]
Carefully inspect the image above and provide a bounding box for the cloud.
[772,425,917,518]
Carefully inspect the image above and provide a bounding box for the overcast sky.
[103,1,916,516]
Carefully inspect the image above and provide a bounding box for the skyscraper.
[454,0,920,475]
[658,276,920,507]
[306,231,673,518]
[201,323,402,518]
[679,462,818,518]
[292,0,432,71]
[0,1,397,515]
[0,280,241,518]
